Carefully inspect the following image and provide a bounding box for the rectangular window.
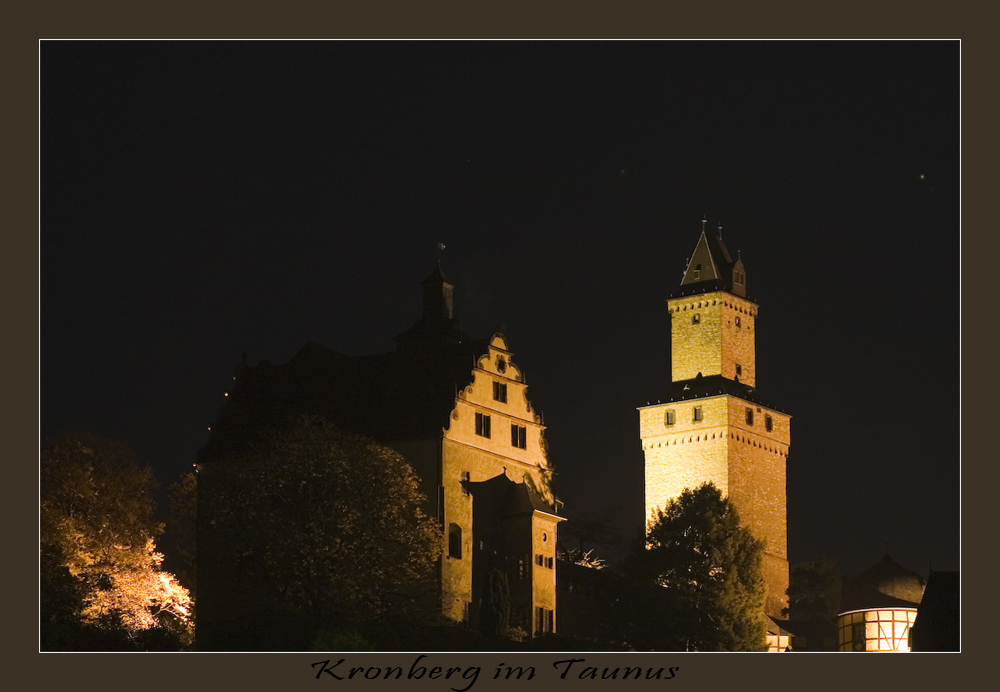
[510,553,529,580]
[461,470,470,495]
[493,381,507,403]
[511,424,527,449]
[735,316,742,327]
[746,408,754,425]
[665,410,675,426]
[693,406,703,422]
[765,414,773,432]
[546,556,554,569]
[475,412,491,438]
[535,554,543,566]
[692,314,700,324]
[535,607,554,633]
[736,364,742,377]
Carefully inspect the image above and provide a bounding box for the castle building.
[196,264,561,648]
[837,553,925,652]
[638,225,791,622]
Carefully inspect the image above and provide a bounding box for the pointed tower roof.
[669,224,747,299]
[393,261,474,351]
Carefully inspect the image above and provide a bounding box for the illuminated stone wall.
[440,334,558,629]
[669,292,758,385]
[640,394,790,616]
[640,395,732,522]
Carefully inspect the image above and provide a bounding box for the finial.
[701,216,707,233]
[717,222,723,239]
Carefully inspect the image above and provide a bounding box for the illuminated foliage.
[203,415,441,643]
[628,482,767,651]
[40,433,193,649]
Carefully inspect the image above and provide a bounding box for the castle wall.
[639,395,731,524]
[668,292,758,385]
[724,397,790,616]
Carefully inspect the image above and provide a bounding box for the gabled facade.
[639,225,790,620]
[195,264,561,648]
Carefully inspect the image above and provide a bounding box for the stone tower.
[639,224,790,618]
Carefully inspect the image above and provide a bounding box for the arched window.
[448,523,462,559]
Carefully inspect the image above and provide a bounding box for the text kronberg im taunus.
[312,655,680,689]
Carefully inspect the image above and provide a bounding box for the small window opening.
[693,406,703,422]
[511,424,527,449]
[448,524,462,559]
[493,381,507,403]
[665,410,675,426]
[746,408,754,425]
[692,314,701,325]
[765,414,773,432]
[475,412,491,438]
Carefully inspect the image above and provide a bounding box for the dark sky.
[41,40,959,578]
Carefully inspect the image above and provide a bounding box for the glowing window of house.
[746,408,754,425]
[693,406,703,422]
[665,410,675,426]
[765,414,773,432]
[475,412,491,438]
[448,524,462,559]
[692,313,700,325]
[511,424,527,449]
[493,381,507,403]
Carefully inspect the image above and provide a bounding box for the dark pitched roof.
[840,554,925,611]
[911,570,960,651]
[422,262,452,286]
[668,229,748,300]
[642,373,789,414]
[199,337,490,462]
[467,472,560,518]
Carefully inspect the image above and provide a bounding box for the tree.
[785,557,842,621]
[628,482,767,651]
[40,432,193,649]
[201,415,441,648]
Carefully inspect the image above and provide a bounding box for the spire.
[422,261,454,321]
[672,220,747,299]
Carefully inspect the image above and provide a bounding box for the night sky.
[41,40,959,578]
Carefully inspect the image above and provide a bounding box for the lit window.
[746,408,754,425]
[448,524,462,559]
[693,264,701,280]
[475,412,491,438]
[692,314,700,325]
[765,415,773,432]
[493,381,507,403]
[693,406,703,422]
[665,410,675,426]
[511,424,527,449]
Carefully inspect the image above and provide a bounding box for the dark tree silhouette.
[626,482,768,651]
